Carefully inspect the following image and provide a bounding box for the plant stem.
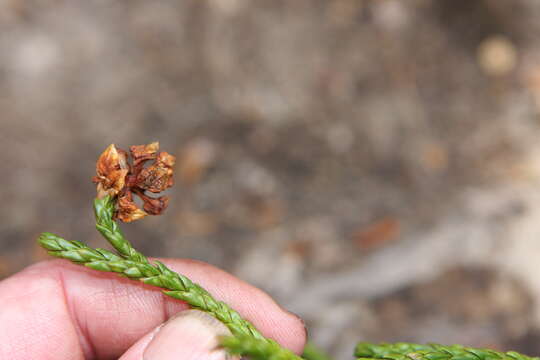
[302,342,333,360]
[355,343,539,360]
[93,196,148,263]
[38,233,267,342]
[221,334,303,360]
[43,196,539,360]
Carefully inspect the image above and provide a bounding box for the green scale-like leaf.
[355,343,539,360]
[38,196,303,360]
[40,194,540,360]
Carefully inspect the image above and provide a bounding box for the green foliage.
[302,343,334,360]
[38,197,539,360]
[355,343,539,360]
[93,196,147,262]
[39,196,307,359]
[221,335,302,360]
[40,197,269,343]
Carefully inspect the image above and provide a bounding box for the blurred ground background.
[3,0,540,358]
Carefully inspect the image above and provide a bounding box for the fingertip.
[159,259,307,353]
[8,259,307,357]
[249,293,307,354]
[280,311,308,354]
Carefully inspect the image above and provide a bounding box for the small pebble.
[477,35,517,77]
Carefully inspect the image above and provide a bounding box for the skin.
[0,258,307,359]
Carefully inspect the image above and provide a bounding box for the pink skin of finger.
[0,258,306,360]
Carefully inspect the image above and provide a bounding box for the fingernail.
[143,309,238,360]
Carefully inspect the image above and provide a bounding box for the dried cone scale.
[92,142,176,222]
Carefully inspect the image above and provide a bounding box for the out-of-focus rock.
[478,35,517,77]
